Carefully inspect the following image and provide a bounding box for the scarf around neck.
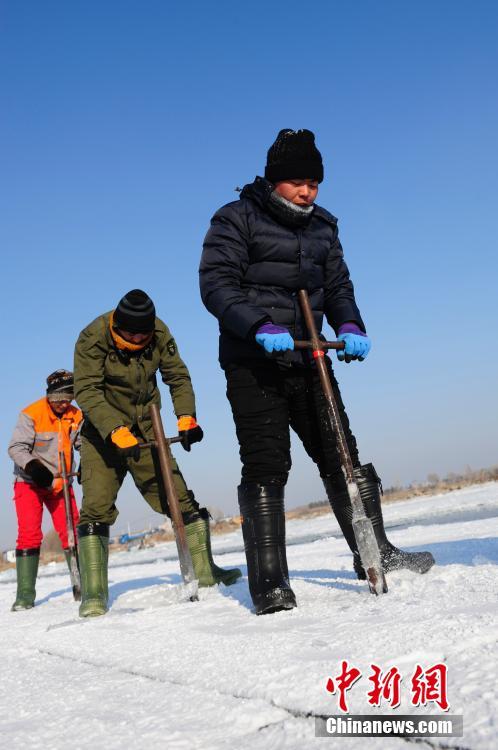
[109,311,154,352]
[266,190,315,228]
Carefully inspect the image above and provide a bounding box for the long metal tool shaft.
[59,450,81,601]
[298,290,387,595]
[149,403,199,601]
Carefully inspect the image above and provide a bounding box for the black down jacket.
[199,177,365,367]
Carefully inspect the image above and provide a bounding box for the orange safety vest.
[9,397,82,493]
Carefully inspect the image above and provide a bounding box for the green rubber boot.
[11,548,40,611]
[77,523,109,618]
[185,509,242,587]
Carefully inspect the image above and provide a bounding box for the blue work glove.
[255,323,295,353]
[337,323,371,363]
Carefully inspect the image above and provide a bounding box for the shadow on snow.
[30,536,498,610]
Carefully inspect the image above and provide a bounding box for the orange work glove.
[111,426,140,461]
[177,416,204,452]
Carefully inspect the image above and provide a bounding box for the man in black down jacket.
[200,129,434,615]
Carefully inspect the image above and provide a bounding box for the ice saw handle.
[138,436,183,450]
[293,340,345,351]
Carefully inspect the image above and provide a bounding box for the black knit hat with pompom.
[265,129,324,184]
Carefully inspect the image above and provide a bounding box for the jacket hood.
[239,176,274,206]
[239,177,337,227]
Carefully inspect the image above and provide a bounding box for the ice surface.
[1,483,497,749]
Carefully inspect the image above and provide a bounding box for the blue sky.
[1,1,497,548]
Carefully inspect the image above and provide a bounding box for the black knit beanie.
[265,129,324,184]
[46,370,74,401]
[114,289,156,333]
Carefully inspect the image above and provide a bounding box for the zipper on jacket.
[296,228,303,268]
[294,229,303,336]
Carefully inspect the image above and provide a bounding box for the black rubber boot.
[11,548,40,611]
[238,483,297,615]
[323,464,435,578]
[77,522,109,618]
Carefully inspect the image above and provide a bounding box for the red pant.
[13,481,79,550]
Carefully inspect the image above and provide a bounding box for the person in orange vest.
[7,370,82,611]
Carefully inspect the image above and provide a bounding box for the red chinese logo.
[367,664,402,708]
[325,661,450,712]
[411,663,449,711]
[326,660,362,713]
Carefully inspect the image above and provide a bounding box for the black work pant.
[224,359,360,485]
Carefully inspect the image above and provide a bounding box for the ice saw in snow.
[58,450,82,601]
[295,289,388,595]
[139,403,199,602]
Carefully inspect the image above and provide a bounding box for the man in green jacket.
[74,289,241,617]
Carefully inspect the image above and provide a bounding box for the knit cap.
[114,289,156,333]
[265,129,324,184]
[46,369,74,401]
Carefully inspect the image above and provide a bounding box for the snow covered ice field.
[1,483,497,750]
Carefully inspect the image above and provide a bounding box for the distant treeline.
[384,464,498,501]
[307,464,498,508]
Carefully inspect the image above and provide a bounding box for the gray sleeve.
[8,412,35,470]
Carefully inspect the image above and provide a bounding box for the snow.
[1,483,497,749]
